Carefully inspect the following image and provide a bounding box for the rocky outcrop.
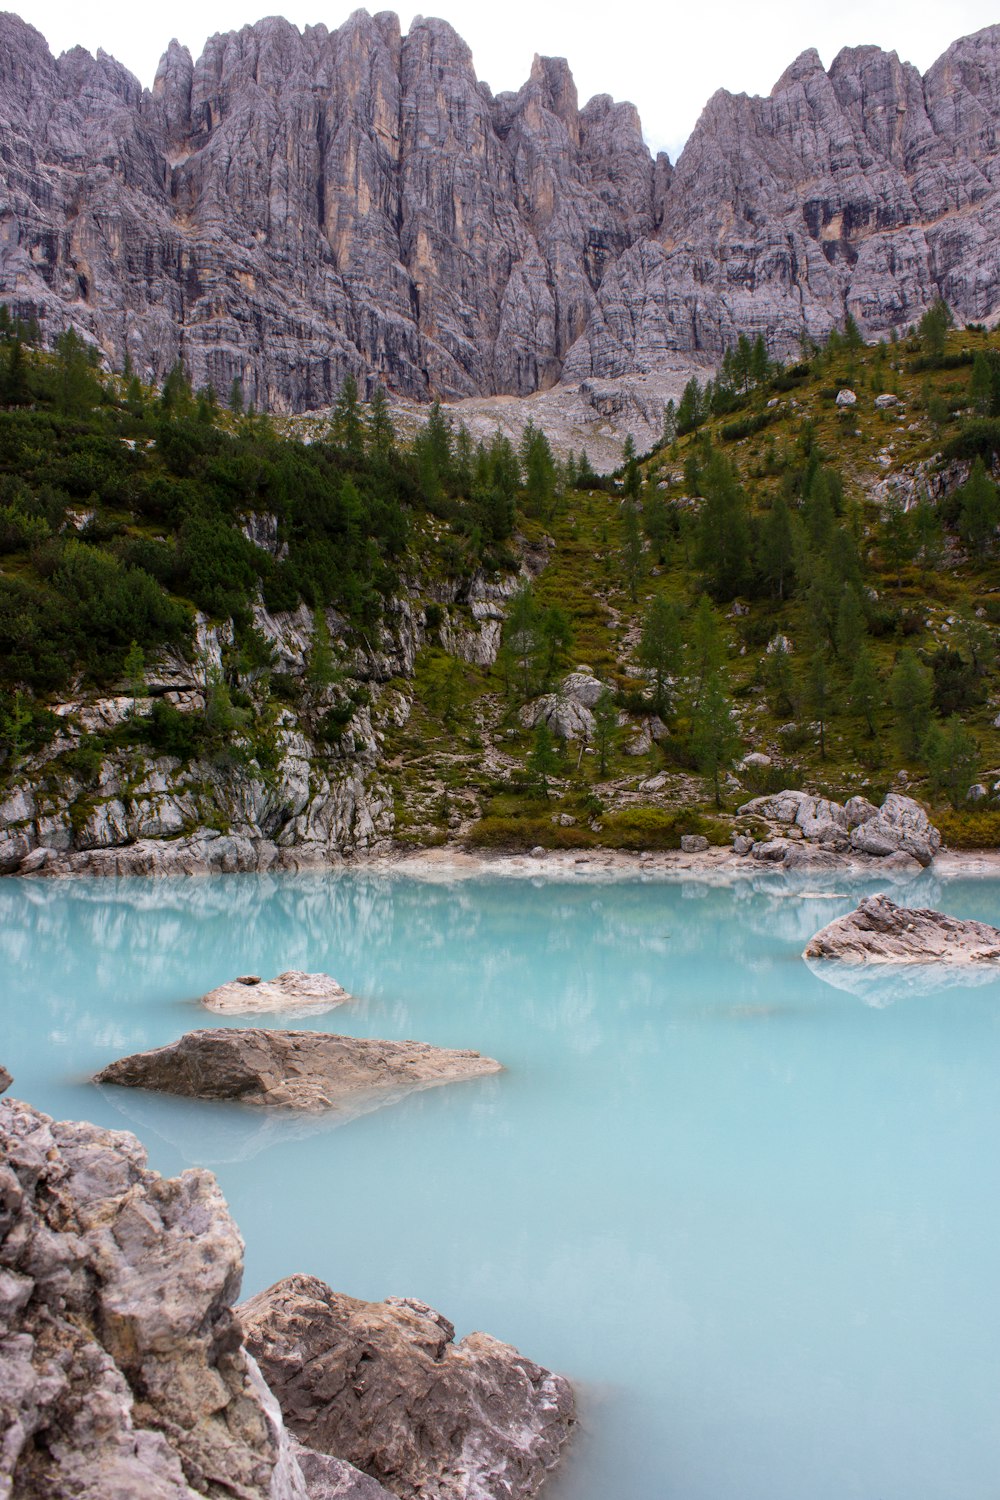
[737,790,941,868]
[240,1275,576,1500]
[200,972,351,1016]
[0,1092,318,1499]
[848,793,942,868]
[804,893,1000,963]
[4,12,1000,407]
[94,1029,502,1113]
[1,1089,568,1500]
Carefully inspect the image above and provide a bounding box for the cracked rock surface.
[804,893,1000,963]
[0,1092,314,1499]
[240,1275,576,1500]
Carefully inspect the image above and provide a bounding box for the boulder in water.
[94,1029,502,1114]
[804,893,1000,964]
[201,970,350,1016]
[240,1274,576,1500]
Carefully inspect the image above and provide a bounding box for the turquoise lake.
[3,866,1000,1499]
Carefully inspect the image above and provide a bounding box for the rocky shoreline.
[0,1073,576,1500]
[8,837,1000,884]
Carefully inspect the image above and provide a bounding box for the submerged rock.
[201,971,350,1016]
[0,1065,10,1095]
[240,1275,576,1500]
[804,893,1000,964]
[94,1029,502,1113]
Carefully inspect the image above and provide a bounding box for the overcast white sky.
[8,0,1000,159]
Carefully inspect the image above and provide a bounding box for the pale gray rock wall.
[4,13,1000,408]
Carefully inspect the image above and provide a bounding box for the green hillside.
[2,308,1000,854]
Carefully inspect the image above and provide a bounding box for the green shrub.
[935,809,1000,848]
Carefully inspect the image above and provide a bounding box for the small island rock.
[201,970,350,1015]
[240,1275,576,1500]
[0,1065,11,1095]
[804,893,1000,964]
[94,1029,502,1113]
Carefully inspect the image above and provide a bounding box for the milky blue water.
[4,867,1000,1500]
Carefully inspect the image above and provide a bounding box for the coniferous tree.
[763,639,795,717]
[528,719,560,800]
[622,434,641,500]
[692,671,739,808]
[331,373,364,458]
[957,458,999,556]
[918,298,953,364]
[923,717,979,809]
[593,689,619,776]
[804,648,837,759]
[835,586,866,663]
[367,384,395,457]
[849,646,880,738]
[890,649,934,758]
[638,595,682,718]
[696,451,751,601]
[758,498,795,601]
[621,502,644,602]
[688,594,725,706]
[970,351,993,415]
[643,490,672,565]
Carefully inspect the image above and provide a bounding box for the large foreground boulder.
[201,972,351,1016]
[240,1275,576,1500]
[0,1093,316,1499]
[94,1030,502,1113]
[804,893,1000,963]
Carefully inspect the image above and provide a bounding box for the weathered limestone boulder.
[804,893,1000,964]
[680,835,709,853]
[240,1275,576,1500]
[520,694,595,741]
[201,972,350,1016]
[836,389,858,408]
[0,1094,313,1499]
[848,793,941,868]
[94,1030,501,1113]
[738,790,940,867]
[560,669,606,709]
[0,1065,10,1094]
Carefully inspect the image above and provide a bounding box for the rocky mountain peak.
[2,11,1000,410]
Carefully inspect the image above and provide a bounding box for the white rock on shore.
[737,790,941,868]
[201,971,350,1016]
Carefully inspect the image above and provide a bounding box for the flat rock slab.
[201,970,350,1015]
[94,1029,502,1113]
[240,1274,576,1500]
[804,893,1000,964]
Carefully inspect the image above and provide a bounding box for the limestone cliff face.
[2,11,1000,407]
